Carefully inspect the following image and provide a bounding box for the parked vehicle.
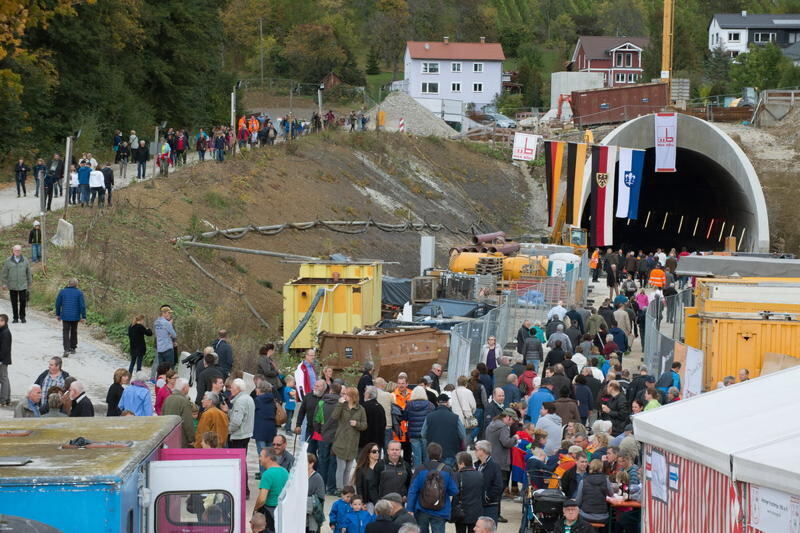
[0,416,247,532]
[484,112,517,128]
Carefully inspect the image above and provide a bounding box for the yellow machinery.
[684,277,800,390]
[283,262,382,350]
[448,252,547,280]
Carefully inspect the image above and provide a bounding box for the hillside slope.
[0,132,545,368]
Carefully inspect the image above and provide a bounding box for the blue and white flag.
[615,147,645,219]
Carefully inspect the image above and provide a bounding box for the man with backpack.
[406,442,458,533]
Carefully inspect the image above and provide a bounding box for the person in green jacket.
[333,387,367,491]
[0,245,33,323]
[162,378,196,447]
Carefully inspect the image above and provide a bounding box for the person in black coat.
[69,382,95,417]
[562,354,579,382]
[0,314,11,406]
[127,315,152,374]
[105,368,129,416]
[365,501,400,533]
[195,352,223,405]
[475,440,504,522]
[360,387,387,450]
[357,362,374,403]
[453,452,484,533]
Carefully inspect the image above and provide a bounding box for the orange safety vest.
[590,250,599,269]
[649,268,666,288]
[548,454,576,489]
[392,388,411,442]
[248,118,260,133]
[237,116,246,130]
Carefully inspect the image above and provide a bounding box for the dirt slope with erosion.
[0,132,545,369]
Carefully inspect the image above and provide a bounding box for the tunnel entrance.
[580,147,752,252]
[578,113,769,252]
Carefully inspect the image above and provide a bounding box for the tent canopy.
[675,254,800,278]
[633,366,800,488]
[732,433,800,495]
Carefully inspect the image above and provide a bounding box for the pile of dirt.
[368,91,458,138]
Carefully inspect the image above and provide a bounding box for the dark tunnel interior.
[581,147,752,253]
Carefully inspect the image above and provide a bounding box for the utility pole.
[230,88,236,156]
[259,18,264,86]
[317,83,324,122]
[62,135,73,218]
[289,82,294,115]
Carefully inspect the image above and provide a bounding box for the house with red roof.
[402,37,505,115]
[569,36,650,87]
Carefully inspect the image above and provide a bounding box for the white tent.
[732,433,800,496]
[633,365,800,482]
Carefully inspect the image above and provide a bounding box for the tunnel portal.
[579,113,769,253]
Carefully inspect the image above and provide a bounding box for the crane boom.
[661,0,676,98]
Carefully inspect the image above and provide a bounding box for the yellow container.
[695,316,800,391]
[694,277,800,314]
[448,252,546,280]
[283,262,382,350]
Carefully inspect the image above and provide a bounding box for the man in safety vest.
[392,374,412,461]
[648,264,666,288]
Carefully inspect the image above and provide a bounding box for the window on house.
[615,73,626,83]
[421,82,439,94]
[625,53,633,67]
[451,62,462,73]
[421,62,439,74]
[451,82,461,93]
[627,73,636,82]
[753,32,776,43]
[473,83,483,92]
[728,32,741,42]
[473,63,483,73]
[616,54,623,67]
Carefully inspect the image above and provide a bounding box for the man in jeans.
[55,279,86,357]
[133,140,149,180]
[154,305,177,373]
[406,442,459,533]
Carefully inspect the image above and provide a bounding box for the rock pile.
[368,91,458,138]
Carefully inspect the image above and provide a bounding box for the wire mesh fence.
[643,289,695,376]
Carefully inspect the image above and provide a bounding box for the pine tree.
[366,47,381,75]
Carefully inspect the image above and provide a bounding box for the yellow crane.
[660,0,676,99]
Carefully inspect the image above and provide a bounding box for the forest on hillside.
[4,0,800,157]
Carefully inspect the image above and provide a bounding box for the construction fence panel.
[643,289,694,376]
[447,299,513,381]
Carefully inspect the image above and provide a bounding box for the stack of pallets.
[476,256,504,277]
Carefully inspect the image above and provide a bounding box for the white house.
[708,11,800,57]
[401,37,505,122]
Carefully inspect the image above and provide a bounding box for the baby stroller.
[521,470,566,533]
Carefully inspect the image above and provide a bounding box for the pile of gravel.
[368,91,458,138]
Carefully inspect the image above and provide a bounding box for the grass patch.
[257,279,273,289]
[204,191,230,209]
[221,255,248,274]
[462,141,510,161]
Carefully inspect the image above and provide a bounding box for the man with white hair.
[162,377,194,446]
[374,377,394,449]
[14,384,41,418]
[474,516,497,533]
[546,324,573,353]
[475,440,503,522]
[361,385,387,450]
[294,348,318,401]
[547,300,567,322]
[69,380,94,417]
[228,377,255,496]
[426,363,443,394]
[1,244,33,324]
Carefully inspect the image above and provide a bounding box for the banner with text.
[654,112,677,172]
[749,484,800,533]
[512,132,541,161]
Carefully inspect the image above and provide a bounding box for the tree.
[369,0,410,77]
[730,43,791,90]
[366,47,381,75]
[282,24,347,82]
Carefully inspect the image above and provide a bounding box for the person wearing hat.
[552,499,594,533]
[421,393,466,467]
[635,375,663,405]
[485,408,520,509]
[382,493,416,526]
[28,221,42,263]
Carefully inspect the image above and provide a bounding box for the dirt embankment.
[0,132,545,370]
[718,118,800,254]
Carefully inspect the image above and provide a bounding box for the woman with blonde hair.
[332,387,367,491]
[127,314,152,373]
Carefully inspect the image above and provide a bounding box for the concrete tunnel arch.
[579,113,769,253]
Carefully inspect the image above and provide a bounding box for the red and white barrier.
[399,117,405,132]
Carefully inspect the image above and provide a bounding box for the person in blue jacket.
[329,486,356,533]
[341,496,375,533]
[406,442,459,533]
[55,278,86,357]
[526,378,555,424]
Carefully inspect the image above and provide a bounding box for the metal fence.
[642,288,694,376]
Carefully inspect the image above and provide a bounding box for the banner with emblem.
[655,112,677,172]
[544,140,565,227]
[616,147,646,219]
[590,145,617,247]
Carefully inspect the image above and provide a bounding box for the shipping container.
[318,327,449,383]
[571,82,668,127]
[693,277,800,314]
[685,313,800,390]
[283,262,383,350]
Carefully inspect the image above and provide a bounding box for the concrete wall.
[579,113,770,252]
[550,71,605,109]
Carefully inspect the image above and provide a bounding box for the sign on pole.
[654,112,677,172]
[512,132,541,161]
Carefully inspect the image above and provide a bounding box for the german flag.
[544,141,565,226]
[565,142,588,225]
